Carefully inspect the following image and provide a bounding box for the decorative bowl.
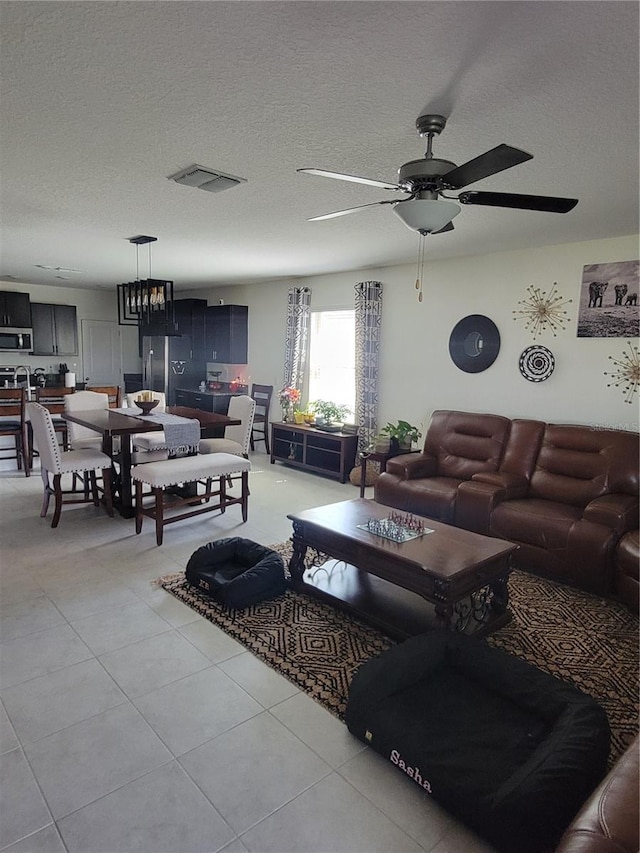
[136,399,159,415]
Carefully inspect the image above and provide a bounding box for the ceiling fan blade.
[459,191,578,213]
[308,200,397,221]
[442,145,533,189]
[297,168,401,191]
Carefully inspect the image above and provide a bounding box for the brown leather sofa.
[614,530,639,614]
[554,734,638,853]
[374,410,639,598]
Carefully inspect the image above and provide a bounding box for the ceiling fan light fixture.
[392,199,461,234]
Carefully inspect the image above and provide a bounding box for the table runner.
[114,407,201,456]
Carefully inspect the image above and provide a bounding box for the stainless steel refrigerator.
[142,335,199,404]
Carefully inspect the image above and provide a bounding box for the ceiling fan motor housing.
[397,158,457,191]
[415,114,447,137]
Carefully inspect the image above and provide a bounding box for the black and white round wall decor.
[519,345,555,382]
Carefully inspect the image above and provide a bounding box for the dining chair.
[125,391,167,453]
[27,402,114,528]
[86,385,122,408]
[64,390,110,449]
[30,386,74,467]
[249,383,273,454]
[199,394,256,458]
[64,390,113,495]
[0,388,29,475]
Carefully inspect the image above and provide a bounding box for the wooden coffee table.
[287,499,518,639]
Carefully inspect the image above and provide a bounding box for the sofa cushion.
[375,474,462,523]
[529,425,639,507]
[490,498,581,552]
[424,410,511,478]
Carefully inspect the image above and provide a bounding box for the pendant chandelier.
[117,235,175,327]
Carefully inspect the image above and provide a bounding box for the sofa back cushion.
[499,419,546,481]
[425,410,511,479]
[529,424,639,506]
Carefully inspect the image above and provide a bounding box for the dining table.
[62,405,241,518]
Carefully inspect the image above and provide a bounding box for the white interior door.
[81,319,122,384]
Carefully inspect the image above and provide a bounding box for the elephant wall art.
[576,259,639,337]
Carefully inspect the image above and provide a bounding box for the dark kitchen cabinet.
[31,303,78,355]
[205,305,248,364]
[174,389,214,412]
[0,291,31,327]
[174,388,233,414]
[174,298,207,359]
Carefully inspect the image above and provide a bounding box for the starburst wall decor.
[512,282,572,338]
[604,341,639,404]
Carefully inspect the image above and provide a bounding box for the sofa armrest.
[471,471,530,499]
[554,734,639,853]
[385,453,438,480]
[455,479,516,535]
[583,494,639,534]
[456,474,528,535]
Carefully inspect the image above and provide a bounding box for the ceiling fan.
[298,114,578,235]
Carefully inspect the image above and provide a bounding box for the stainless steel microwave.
[0,328,33,351]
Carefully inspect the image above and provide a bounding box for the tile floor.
[0,450,496,853]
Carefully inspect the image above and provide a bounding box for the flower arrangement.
[279,386,301,407]
[279,386,301,421]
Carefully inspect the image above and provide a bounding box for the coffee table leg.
[434,602,453,629]
[490,575,510,614]
[289,523,308,588]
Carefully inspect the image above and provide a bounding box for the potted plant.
[309,400,352,425]
[378,420,422,452]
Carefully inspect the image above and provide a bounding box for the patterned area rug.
[159,540,638,766]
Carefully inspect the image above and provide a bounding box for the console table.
[270,422,358,483]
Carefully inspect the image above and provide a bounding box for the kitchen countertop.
[175,386,249,397]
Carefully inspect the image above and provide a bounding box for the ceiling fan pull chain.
[416,233,427,302]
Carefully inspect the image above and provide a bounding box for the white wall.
[3,233,637,433]
[0,283,140,379]
[183,234,639,433]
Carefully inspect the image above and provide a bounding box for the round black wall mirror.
[449,315,501,373]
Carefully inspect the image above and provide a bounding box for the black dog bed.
[185,537,287,609]
[345,632,610,853]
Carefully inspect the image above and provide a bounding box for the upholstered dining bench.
[131,452,251,545]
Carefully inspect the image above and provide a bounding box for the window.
[307,309,355,416]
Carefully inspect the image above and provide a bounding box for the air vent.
[168,164,247,194]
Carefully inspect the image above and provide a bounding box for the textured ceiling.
[0,1,638,292]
